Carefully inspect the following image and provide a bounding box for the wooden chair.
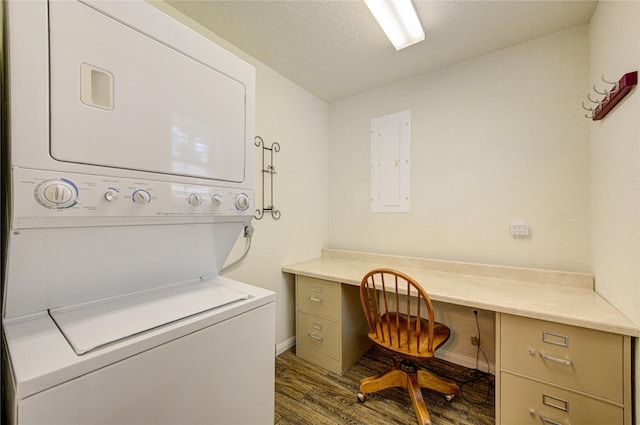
[358,268,460,425]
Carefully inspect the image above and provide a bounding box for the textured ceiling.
[166,0,597,103]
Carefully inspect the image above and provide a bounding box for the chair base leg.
[407,371,432,425]
[417,368,461,396]
[359,363,406,394]
[359,359,461,425]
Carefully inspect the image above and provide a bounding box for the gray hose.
[220,224,254,273]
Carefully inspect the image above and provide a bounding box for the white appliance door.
[48,1,247,183]
[18,302,276,425]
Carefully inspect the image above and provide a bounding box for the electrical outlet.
[511,220,529,236]
[470,336,479,346]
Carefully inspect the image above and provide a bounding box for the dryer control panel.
[12,168,254,229]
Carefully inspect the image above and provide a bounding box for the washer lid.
[50,280,249,355]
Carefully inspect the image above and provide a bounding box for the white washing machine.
[2,1,275,423]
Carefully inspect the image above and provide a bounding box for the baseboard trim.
[436,349,495,375]
[276,336,296,356]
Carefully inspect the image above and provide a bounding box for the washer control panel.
[13,168,254,226]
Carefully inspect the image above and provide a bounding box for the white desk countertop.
[282,249,639,337]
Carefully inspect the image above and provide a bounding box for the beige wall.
[588,1,640,421]
[224,65,329,350]
[328,26,590,273]
[151,2,329,351]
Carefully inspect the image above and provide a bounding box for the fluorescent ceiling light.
[364,0,425,50]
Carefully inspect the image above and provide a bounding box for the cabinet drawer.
[501,372,623,425]
[296,311,340,360]
[296,276,340,320]
[501,314,623,402]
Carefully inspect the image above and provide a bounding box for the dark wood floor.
[275,345,495,425]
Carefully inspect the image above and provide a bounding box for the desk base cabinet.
[295,276,372,375]
[497,313,631,425]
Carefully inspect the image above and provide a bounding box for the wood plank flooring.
[275,345,494,425]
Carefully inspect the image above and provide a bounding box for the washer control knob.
[187,193,203,206]
[132,189,151,204]
[35,179,78,209]
[104,190,119,202]
[211,194,222,206]
[234,193,250,211]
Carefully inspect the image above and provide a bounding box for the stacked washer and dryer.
[2,1,275,423]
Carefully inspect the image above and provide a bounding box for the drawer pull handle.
[543,393,569,411]
[540,415,564,425]
[540,352,571,366]
[308,296,323,303]
[308,333,323,341]
[543,331,569,347]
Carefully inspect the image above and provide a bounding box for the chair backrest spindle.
[415,294,420,351]
[406,280,412,351]
[373,280,382,339]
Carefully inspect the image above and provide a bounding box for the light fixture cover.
[364,0,425,50]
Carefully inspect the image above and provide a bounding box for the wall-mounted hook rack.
[583,71,637,121]
[254,136,281,220]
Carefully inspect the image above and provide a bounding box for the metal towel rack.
[254,136,281,220]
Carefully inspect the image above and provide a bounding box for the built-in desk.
[282,249,639,425]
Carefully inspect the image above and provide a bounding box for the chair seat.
[368,312,451,358]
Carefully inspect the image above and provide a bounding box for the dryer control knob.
[104,190,119,202]
[132,189,151,204]
[234,193,250,211]
[211,194,222,206]
[35,179,78,209]
[187,193,203,206]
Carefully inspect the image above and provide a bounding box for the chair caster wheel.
[357,393,365,402]
[445,394,455,402]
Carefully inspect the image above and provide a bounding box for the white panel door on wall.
[370,110,410,212]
